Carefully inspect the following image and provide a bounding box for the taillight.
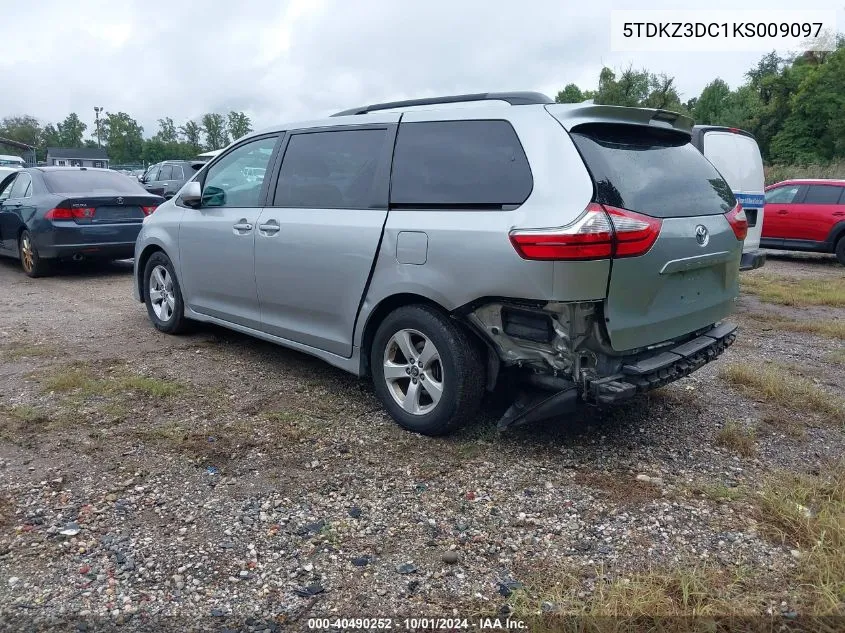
[45,207,95,220]
[604,205,663,257]
[509,203,662,261]
[725,203,748,241]
[141,206,158,216]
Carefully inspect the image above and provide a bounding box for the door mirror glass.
[180,180,203,208]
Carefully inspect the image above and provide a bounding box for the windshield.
[43,170,147,195]
[571,124,735,218]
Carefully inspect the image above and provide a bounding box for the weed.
[715,420,757,457]
[741,274,845,308]
[720,363,845,423]
[744,312,845,340]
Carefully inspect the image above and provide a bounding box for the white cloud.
[1,0,842,138]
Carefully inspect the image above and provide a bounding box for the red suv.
[762,179,845,264]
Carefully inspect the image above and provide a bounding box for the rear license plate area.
[745,208,757,227]
[94,206,142,222]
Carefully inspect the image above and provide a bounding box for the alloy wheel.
[20,234,34,273]
[149,264,176,322]
[382,328,444,415]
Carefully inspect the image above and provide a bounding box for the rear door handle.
[258,220,280,235]
[232,222,253,233]
[833,211,845,217]
[777,209,788,215]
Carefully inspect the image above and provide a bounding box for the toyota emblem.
[695,224,709,247]
[116,196,124,205]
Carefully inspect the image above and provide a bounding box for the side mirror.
[179,180,203,208]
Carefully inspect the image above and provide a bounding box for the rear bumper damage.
[464,300,736,430]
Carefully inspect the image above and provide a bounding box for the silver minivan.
[133,92,745,435]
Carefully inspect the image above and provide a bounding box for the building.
[45,147,109,168]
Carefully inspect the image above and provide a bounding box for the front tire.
[144,252,189,334]
[835,237,845,266]
[19,230,51,278]
[371,305,485,436]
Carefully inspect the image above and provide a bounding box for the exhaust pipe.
[72,253,84,262]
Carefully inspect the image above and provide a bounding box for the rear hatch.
[698,129,765,251]
[568,120,742,352]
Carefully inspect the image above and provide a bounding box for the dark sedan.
[0,167,164,277]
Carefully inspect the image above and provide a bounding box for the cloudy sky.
[2,0,842,138]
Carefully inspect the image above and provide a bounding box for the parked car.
[0,167,164,277]
[0,154,25,181]
[133,92,745,435]
[762,179,845,264]
[138,160,200,199]
[691,126,766,271]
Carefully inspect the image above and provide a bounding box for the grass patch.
[572,471,662,504]
[134,418,259,463]
[504,564,762,621]
[756,465,845,613]
[745,312,845,340]
[42,363,184,399]
[741,273,845,308]
[825,349,845,366]
[758,413,806,439]
[265,409,325,441]
[720,363,845,423]
[715,420,757,457]
[0,342,58,360]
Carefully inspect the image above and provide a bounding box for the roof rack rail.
[331,91,553,117]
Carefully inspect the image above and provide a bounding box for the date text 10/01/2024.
[306,617,528,630]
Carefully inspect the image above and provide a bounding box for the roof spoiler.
[546,103,693,137]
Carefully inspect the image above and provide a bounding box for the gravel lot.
[0,252,843,630]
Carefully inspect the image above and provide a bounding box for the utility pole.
[94,107,103,148]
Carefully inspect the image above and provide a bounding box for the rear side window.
[765,185,801,204]
[571,124,735,218]
[158,165,173,180]
[9,174,32,198]
[274,129,387,209]
[44,170,146,194]
[390,120,532,207]
[803,184,843,205]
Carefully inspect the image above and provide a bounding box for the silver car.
[133,92,746,435]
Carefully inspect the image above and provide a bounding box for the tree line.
[557,38,844,166]
[3,40,843,168]
[0,111,253,166]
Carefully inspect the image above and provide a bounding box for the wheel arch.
[358,292,489,378]
[136,243,167,302]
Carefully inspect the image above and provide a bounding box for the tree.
[201,113,229,150]
[555,84,585,103]
[42,123,61,149]
[693,79,732,125]
[153,117,178,144]
[99,112,145,164]
[227,111,252,141]
[0,115,42,148]
[179,120,203,154]
[57,112,87,147]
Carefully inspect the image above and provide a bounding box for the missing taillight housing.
[509,203,662,261]
[725,203,748,241]
[141,206,158,216]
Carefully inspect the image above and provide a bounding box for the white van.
[692,126,766,270]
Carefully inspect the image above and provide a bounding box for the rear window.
[44,170,146,195]
[703,131,764,194]
[390,120,532,208]
[571,124,735,218]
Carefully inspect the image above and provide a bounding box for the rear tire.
[371,304,485,436]
[19,230,51,278]
[143,252,189,334]
[835,237,845,266]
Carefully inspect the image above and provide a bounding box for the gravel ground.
[0,252,843,630]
